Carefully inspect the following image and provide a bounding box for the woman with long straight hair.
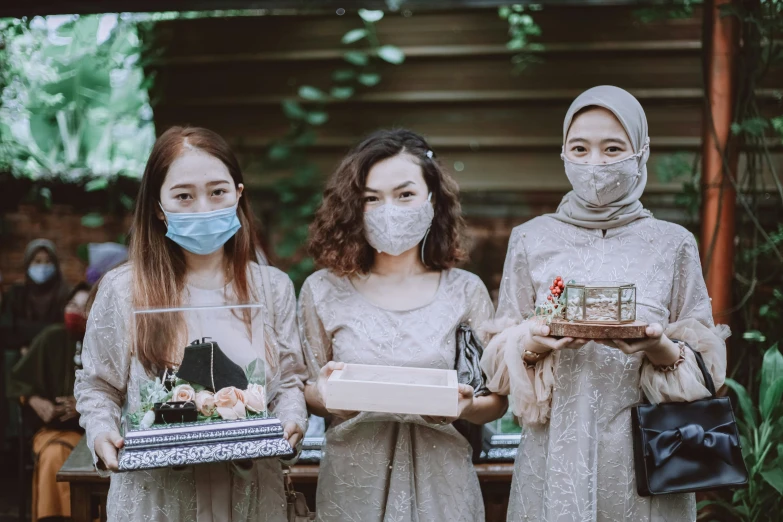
[74,126,307,521]
[299,129,508,522]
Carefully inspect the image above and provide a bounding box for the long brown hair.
[309,128,467,276]
[130,126,262,374]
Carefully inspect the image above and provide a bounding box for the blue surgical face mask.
[160,203,242,256]
[28,263,56,284]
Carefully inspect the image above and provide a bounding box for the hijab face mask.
[364,194,434,256]
[562,138,650,207]
[549,85,652,229]
[28,263,56,284]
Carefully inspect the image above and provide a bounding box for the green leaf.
[85,178,109,191]
[357,73,381,86]
[342,28,367,44]
[330,86,355,99]
[761,344,783,403]
[305,111,329,125]
[268,144,290,161]
[282,99,306,120]
[498,6,511,19]
[332,69,356,82]
[81,213,105,228]
[76,243,89,263]
[298,85,326,101]
[120,194,135,211]
[358,9,384,22]
[761,377,783,420]
[760,467,783,495]
[343,51,369,66]
[725,378,759,430]
[377,45,406,64]
[39,187,52,209]
[743,330,767,343]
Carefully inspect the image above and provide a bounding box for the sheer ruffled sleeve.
[74,268,131,474]
[298,276,332,383]
[639,234,729,403]
[266,269,308,434]
[480,227,555,426]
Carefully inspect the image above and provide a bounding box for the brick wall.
[0,204,131,291]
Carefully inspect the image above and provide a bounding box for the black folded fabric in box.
[176,341,248,392]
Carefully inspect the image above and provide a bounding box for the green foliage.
[266,11,405,289]
[0,14,155,181]
[634,0,700,24]
[703,344,783,522]
[498,4,543,74]
[654,152,700,223]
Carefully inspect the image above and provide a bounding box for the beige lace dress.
[481,215,728,522]
[74,263,308,522]
[298,268,494,522]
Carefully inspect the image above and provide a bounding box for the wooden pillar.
[701,0,739,324]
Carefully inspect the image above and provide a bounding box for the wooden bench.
[58,437,512,522]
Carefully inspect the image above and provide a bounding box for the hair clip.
[426,150,433,159]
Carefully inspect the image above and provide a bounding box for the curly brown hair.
[309,128,467,276]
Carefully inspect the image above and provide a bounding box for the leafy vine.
[264,9,406,288]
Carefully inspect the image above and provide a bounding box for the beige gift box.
[326,363,459,417]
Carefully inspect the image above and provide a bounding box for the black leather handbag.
[453,323,491,461]
[631,343,748,496]
[455,323,490,397]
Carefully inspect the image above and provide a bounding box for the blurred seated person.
[9,282,90,522]
[1,239,71,354]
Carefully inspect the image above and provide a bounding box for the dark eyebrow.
[364,181,416,193]
[566,137,587,145]
[169,180,230,191]
[601,138,628,146]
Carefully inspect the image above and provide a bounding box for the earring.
[420,227,431,266]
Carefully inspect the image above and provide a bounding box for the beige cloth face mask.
[561,139,649,207]
[363,193,434,256]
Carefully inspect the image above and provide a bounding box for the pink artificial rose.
[214,387,246,420]
[244,384,266,414]
[172,384,196,403]
[195,390,216,416]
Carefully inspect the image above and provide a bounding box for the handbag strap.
[686,342,717,397]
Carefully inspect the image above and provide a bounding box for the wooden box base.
[549,319,648,339]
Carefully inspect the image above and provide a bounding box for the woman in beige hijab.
[481,86,728,521]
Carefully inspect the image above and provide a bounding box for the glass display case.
[117,303,293,471]
[564,282,636,324]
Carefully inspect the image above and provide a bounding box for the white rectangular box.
[326,363,459,417]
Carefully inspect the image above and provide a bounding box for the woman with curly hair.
[299,129,508,522]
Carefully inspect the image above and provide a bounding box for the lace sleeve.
[480,227,555,426]
[74,269,131,475]
[298,276,332,383]
[266,270,308,434]
[640,234,729,403]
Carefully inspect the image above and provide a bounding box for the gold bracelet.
[523,349,550,364]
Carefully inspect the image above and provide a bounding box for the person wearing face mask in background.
[480,86,728,522]
[1,239,71,354]
[74,127,307,522]
[299,129,508,522]
[9,282,90,522]
[1,239,71,459]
